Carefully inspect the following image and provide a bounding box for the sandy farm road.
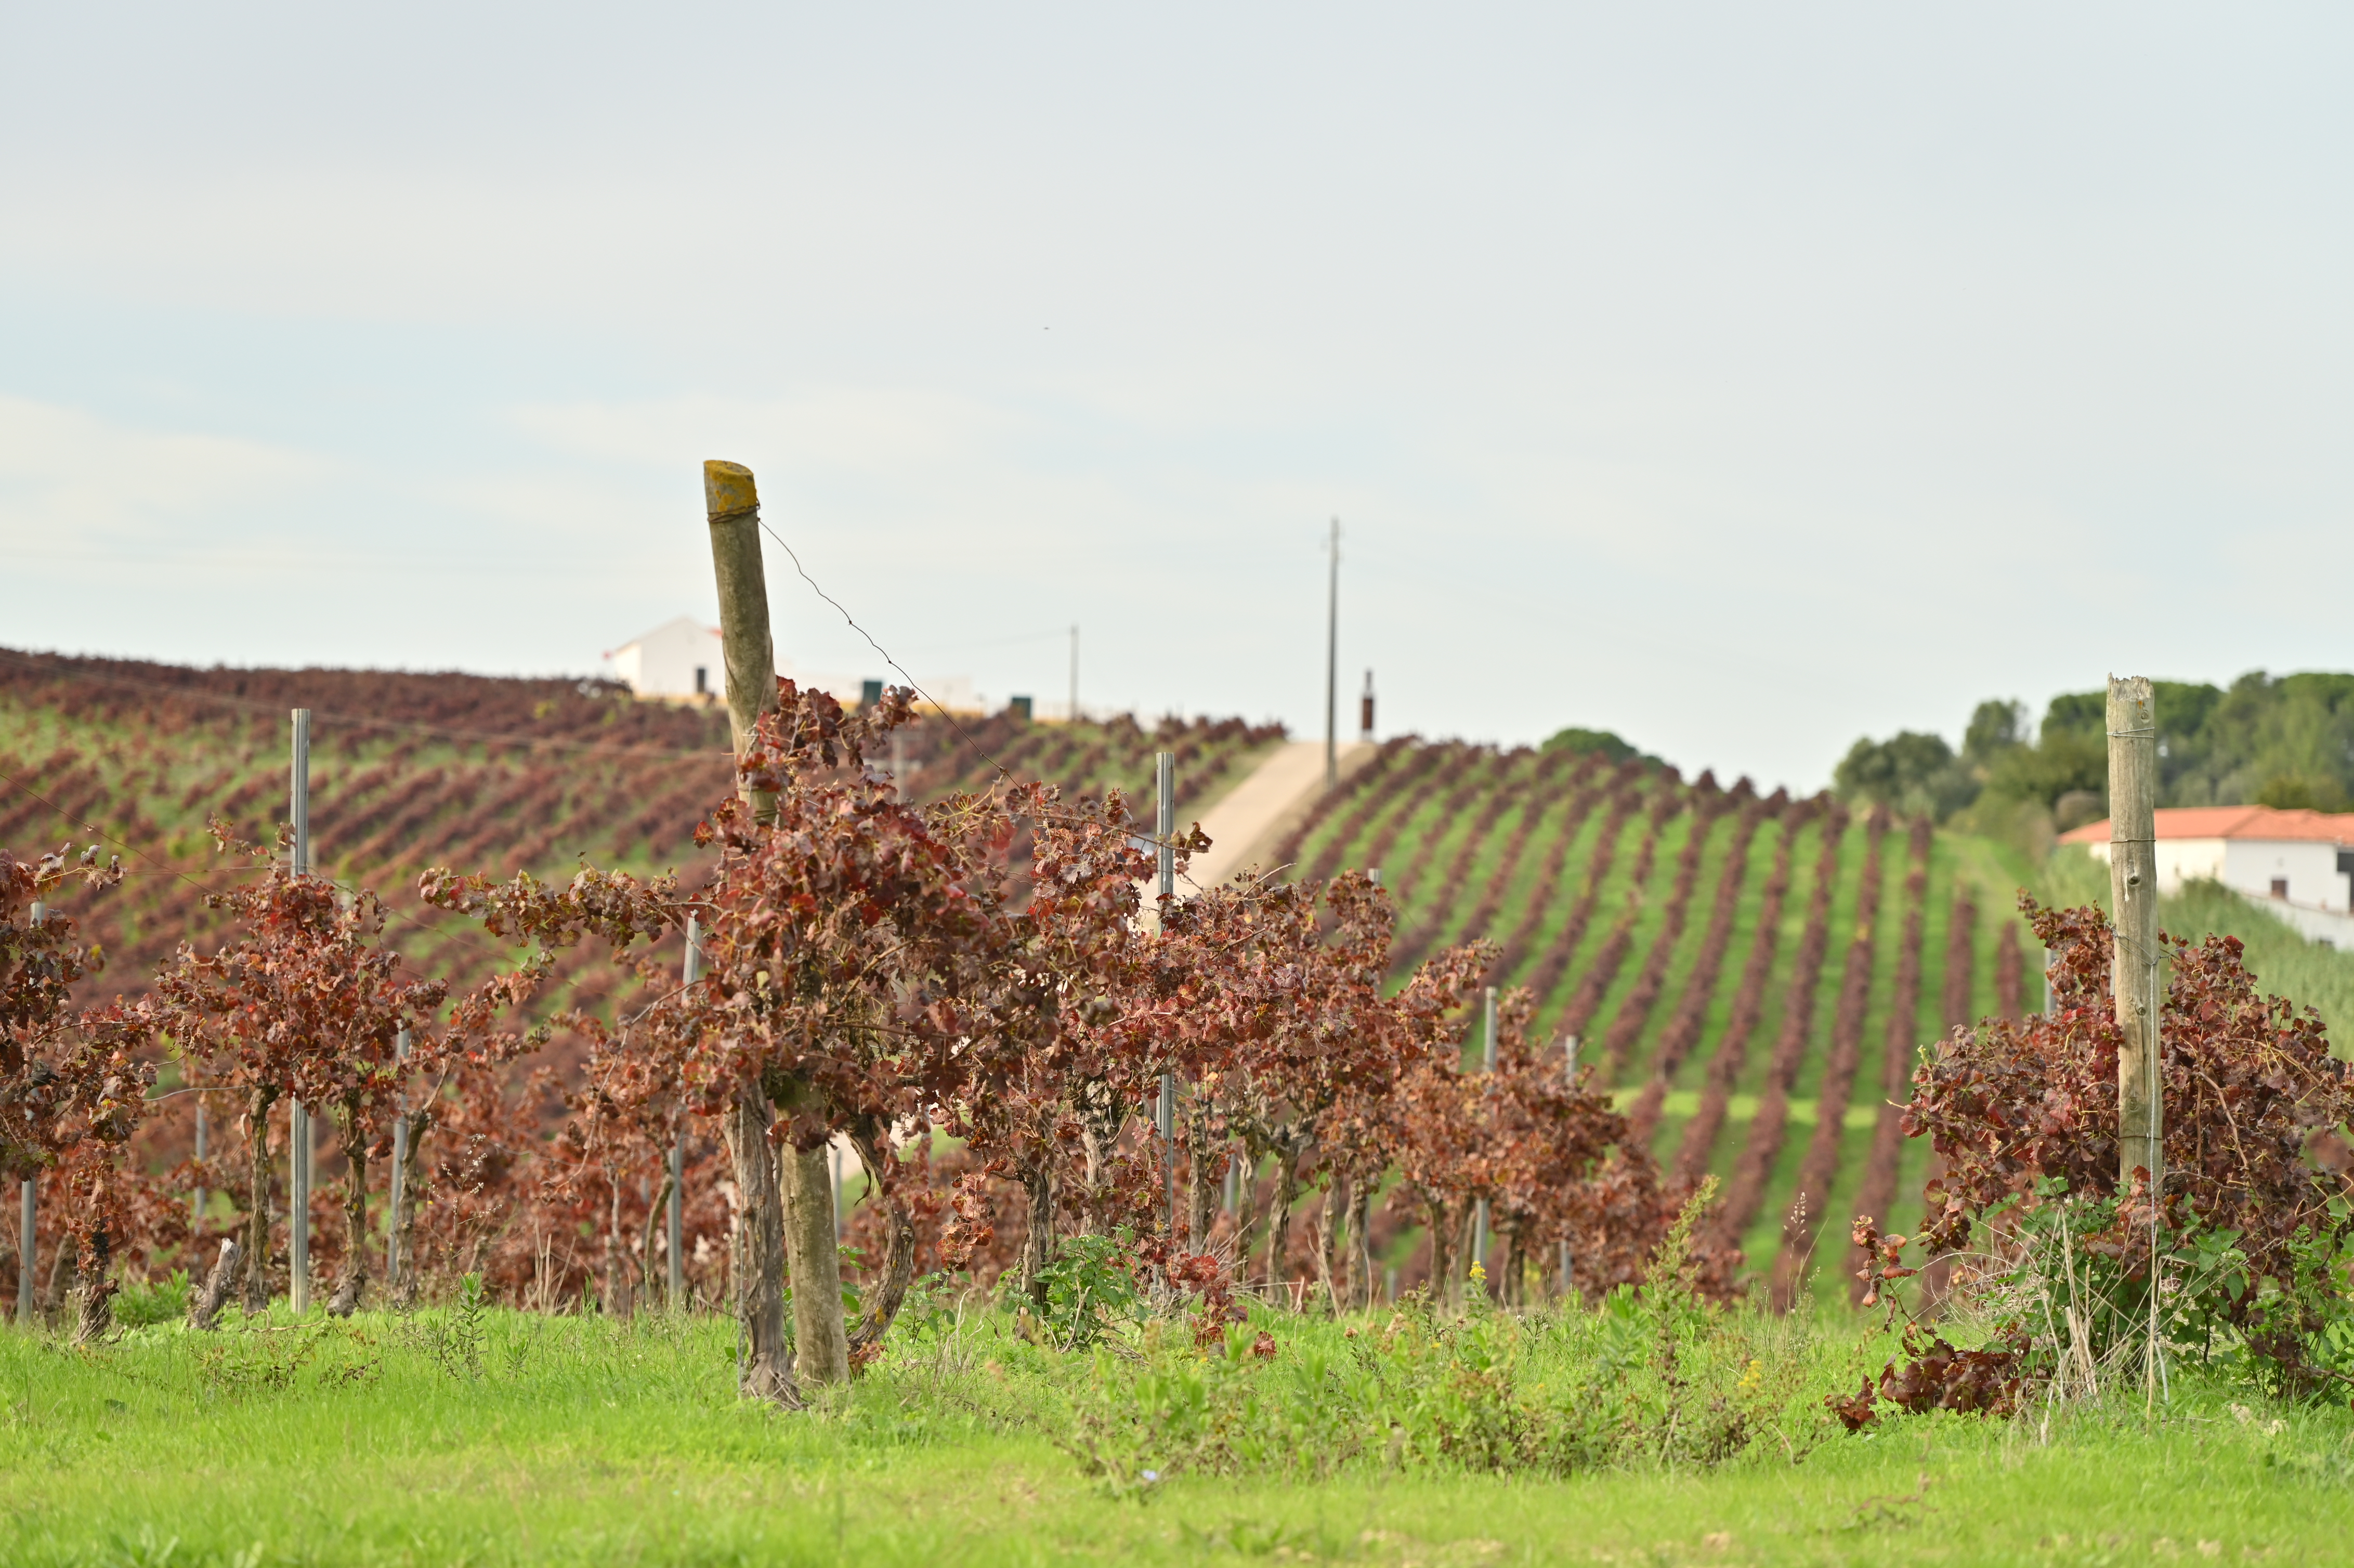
[1176,739,1376,896]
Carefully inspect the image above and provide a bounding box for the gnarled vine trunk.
[724,1088,799,1406]
[328,1097,367,1317]
[844,1122,914,1358]
[389,1105,429,1307]
[241,1086,278,1314]
[781,1138,848,1386]
[72,1222,115,1343]
[1184,1101,1219,1248]
[1014,1161,1056,1309]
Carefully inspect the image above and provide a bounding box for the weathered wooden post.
[703,459,846,1396]
[2108,676,2162,1190]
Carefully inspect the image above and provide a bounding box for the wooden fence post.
[703,459,846,1395]
[2107,676,2162,1189]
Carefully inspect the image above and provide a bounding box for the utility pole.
[1472,985,1496,1293]
[2109,677,2161,1190]
[672,915,699,1309]
[1560,1033,1579,1300]
[1156,751,1176,1230]
[1068,624,1079,725]
[289,708,312,1316]
[19,900,40,1325]
[1324,519,1339,789]
[386,1028,409,1283]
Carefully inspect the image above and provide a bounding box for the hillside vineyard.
[1276,743,2030,1297]
[2,648,2031,1307]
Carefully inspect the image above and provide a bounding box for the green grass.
[9,1304,2354,1566]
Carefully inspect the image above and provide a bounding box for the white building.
[2061,805,2354,946]
[602,616,982,712]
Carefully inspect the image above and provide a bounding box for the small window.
[2270,878,2289,899]
[694,666,709,695]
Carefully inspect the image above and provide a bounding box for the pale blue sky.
[4,4,2349,790]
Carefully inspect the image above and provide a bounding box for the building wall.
[606,618,723,699]
[2224,839,2352,914]
[2085,836,2351,911]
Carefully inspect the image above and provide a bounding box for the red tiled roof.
[2058,806,2354,846]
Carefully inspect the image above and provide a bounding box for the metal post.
[290,709,311,877]
[387,1028,409,1282]
[1560,1033,1578,1300]
[672,915,699,1308]
[1472,986,1496,1290]
[1324,519,1339,790]
[16,1179,31,1326]
[289,709,311,1315]
[193,1104,207,1236]
[1068,624,1079,724]
[1156,752,1176,1228]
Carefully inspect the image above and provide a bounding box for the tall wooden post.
[2108,676,2162,1190]
[702,459,845,1395]
[705,462,779,826]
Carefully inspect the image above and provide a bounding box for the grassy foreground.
[7,1301,2354,1567]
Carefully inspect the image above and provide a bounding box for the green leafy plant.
[1028,1231,1141,1349]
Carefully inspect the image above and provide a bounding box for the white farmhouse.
[603,616,983,713]
[605,616,726,699]
[2061,805,2354,946]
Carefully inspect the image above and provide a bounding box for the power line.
[756,518,1018,788]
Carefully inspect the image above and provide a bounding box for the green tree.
[1832,731,1977,822]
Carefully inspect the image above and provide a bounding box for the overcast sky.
[4,4,2349,791]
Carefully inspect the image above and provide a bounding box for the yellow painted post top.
[703,460,758,518]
